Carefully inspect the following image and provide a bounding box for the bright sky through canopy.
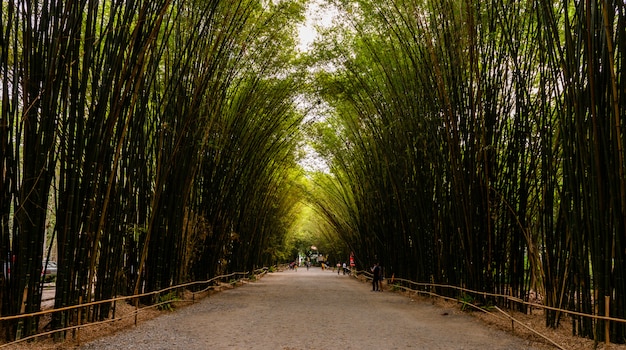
[297,0,338,52]
[296,1,338,174]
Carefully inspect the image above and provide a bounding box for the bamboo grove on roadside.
[0,0,308,340]
[1,0,625,345]
[306,0,625,343]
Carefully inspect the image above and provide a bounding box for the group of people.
[335,262,350,275]
[334,260,384,292]
[290,259,383,292]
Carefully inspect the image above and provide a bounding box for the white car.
[42,261,57,277]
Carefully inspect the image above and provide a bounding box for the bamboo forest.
[1,0,625,345]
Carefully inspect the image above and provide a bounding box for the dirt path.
[79,268,542,350]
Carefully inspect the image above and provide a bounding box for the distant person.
[342,262,347,275]
[371,262,381,291]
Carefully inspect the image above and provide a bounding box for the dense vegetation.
[1,0,624,345]
[1,0,308,340]
[307,0,626,343]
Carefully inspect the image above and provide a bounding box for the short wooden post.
[134,298,139,326]
[77,296,82,346]
[509,287,514,333]
[605,295,610,349]
[112,299,117,320]
[527,289,531,316]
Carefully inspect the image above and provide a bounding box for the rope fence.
[354,269,625,349]
[0,267,269,348]
[5,266,623,348]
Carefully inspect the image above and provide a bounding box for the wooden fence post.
[134,298,139,326]
[77,296,82,346]
[605,295,610,349]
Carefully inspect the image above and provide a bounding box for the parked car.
[42,261,57,278]
[2,260,57,281]
[2,262,9,280]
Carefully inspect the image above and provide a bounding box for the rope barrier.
[352,270,626,325]
[0,267,269,347]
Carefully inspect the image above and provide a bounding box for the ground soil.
[4,268,625,349]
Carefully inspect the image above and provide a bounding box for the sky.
[297,1,339,52]
[295,1,339,174]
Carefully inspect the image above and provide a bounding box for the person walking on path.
[371,262,381,291]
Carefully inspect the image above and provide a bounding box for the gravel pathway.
[80,268,542,350]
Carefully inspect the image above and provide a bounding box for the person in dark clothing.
[371,262,381,291]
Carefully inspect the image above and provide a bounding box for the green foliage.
[156,292,179,312]
[459,294,475,312]
[2,0,625,344]
[0,0,309,340]
[305,0,626,342]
